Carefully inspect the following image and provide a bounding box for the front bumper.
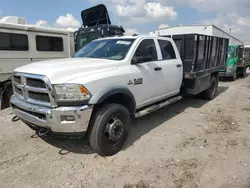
[219,72,234,77]
[10,96,93,133]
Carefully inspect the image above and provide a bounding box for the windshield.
[75,32,100,51]
[73,38,135,60]
[228,46,235,58]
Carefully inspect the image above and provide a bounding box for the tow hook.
[12,116,20,122]
[37,128,50,137]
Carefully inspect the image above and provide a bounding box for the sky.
[1,0,250,43]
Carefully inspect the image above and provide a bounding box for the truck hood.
[227,58,235,66]
[14,58,119,84]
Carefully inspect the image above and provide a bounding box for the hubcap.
[104,116,124,144]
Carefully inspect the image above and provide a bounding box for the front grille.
[27,78,46,88]
[14,76,21,84]
[12,104,46,120]
[15,86,22,95]
[12,73,55,107]
[28,91,50,103]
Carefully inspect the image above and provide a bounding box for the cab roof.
[94,35,171,41]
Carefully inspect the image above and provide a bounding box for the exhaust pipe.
[12,116,20,122]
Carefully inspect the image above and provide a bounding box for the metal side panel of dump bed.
[170,34,229,95]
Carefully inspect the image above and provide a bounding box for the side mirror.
[131,55,152,64]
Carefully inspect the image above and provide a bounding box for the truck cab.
[10,36,183,156]
[220,45,241,80]
[220,45,249,80]
[74,4,125,51]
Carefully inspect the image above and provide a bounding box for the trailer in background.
[150,25,243,46]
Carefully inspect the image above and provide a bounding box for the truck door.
[154,39,183,97]
[129,39,165,108]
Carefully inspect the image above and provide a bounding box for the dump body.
[166,34,229,95]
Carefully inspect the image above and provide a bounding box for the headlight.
[226,65,233,73]
[54,84,91,101]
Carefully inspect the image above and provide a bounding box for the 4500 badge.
[128,78,143,85]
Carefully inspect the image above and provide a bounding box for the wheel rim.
[104,115,125,146]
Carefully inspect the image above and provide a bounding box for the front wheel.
[88,103,131,156]
[233,72,237,81]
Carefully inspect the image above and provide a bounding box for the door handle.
[176,64,182,67]
[154,67,162,71]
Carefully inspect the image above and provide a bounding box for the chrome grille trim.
[26,78,46,88]
[28,91,50,103]
[12,72,57,107]
[15,86,23,96]
[14,76,21,84]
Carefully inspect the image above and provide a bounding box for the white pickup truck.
[10,35,229,156]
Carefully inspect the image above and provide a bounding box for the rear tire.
[88,103,131,156]
[203,76,218,100]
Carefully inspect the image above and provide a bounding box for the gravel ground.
[0,75,250,188]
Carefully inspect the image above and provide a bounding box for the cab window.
[133,39,157,63]
[158,39,176,60]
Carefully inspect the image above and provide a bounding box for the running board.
[135,96,182,118]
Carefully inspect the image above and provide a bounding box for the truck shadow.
[39,86,228,155]
[123,86,228,150]
[40,134,93,155]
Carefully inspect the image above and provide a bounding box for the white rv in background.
[0,16,76,109]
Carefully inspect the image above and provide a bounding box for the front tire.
[231,73,237,81]
[88,103,131,156]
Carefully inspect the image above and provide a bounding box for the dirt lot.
[1,75,250,188]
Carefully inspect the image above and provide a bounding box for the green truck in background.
[220,45,250,81]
